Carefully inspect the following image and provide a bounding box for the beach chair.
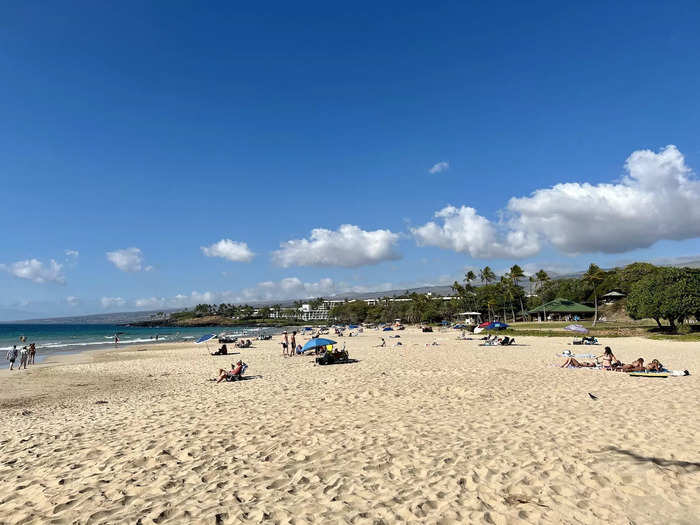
[225,362,248,381]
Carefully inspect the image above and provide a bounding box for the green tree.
[627,267,700,330]
[583,263,605,325]
[509,264,526,321]
[309,297,325,310]
[480,266,496,285]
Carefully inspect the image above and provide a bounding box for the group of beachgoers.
[6,342,36,371]
[280,331,302,357]
[561,346,664,372]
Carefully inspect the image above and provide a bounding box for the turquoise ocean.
[0,324,278,362]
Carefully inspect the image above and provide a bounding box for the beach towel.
[558,352,596,359]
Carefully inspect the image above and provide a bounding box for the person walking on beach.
[290,331,297,357]
[114,334,119,346]
[19,346,29,370]
[28,343,36,365]
[7,345,18,370]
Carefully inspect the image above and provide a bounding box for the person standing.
[281,331,289,357]
[290,331,297,357]
[28,343,36,365]
[19,346,29,370]
[7,345,18,370]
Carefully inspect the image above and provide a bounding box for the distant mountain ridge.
[5,258,699,324]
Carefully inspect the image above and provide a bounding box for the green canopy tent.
[528,298,595,320]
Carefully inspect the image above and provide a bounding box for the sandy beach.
[1,329,698,524]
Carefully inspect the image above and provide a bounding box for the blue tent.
[301,337,337,353]
[348,324,358,329]
[486,322,509,330]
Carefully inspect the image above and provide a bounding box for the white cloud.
[65,250,79,258]
[106,248,145,272]
[201,239,254,262]
[0,258,65,284]
[507,145,700,254]
[101,297,126,309]
[413,145,700,258]
[273,224,401,268]
[66,296,81,306]
[129,278,396,310]
[411,205,540,258]
[429,161,449,174]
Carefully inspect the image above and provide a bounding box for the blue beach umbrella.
[486,322,509,330]
[196,333,216,351]
[301,337,337,353]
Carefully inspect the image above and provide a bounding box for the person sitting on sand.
[597,347,620,369]
[212,344,228,356]
[216,360,244,383]
[561,357,597,368]
[620,357,645,372]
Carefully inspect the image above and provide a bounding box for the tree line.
[166,262,699,331]
[329,262,700,330]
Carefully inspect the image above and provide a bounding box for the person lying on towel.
[561,357,597,368]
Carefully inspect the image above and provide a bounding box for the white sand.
[1,329,699,524]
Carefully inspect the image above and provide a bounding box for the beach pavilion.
[455,312,483,325]
[528,298,595,321]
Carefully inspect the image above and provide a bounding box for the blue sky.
[2,1,700,319]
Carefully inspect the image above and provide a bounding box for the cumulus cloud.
[129,278,396,310]
[273,225,401,268]
[101,297,126,309]
[201,239,254,262]
[412,206,540,258]
[508,145,700,253]
[106,248,146,272]
[66,296,81,306]
[413,145,700,257]
[0,258,65,284]
[65,250,79,259]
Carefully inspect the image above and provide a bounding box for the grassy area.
[483,320,700,340]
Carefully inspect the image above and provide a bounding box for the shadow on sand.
[605,447,700,471]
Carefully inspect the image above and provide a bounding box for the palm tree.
[509,264,526,321]
[533,269,550,321]
[583,263,605,326]
[487,298,498,323]
[465,270,477,284]
[480,266,496,284]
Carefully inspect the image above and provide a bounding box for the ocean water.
[0,324,276,362]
